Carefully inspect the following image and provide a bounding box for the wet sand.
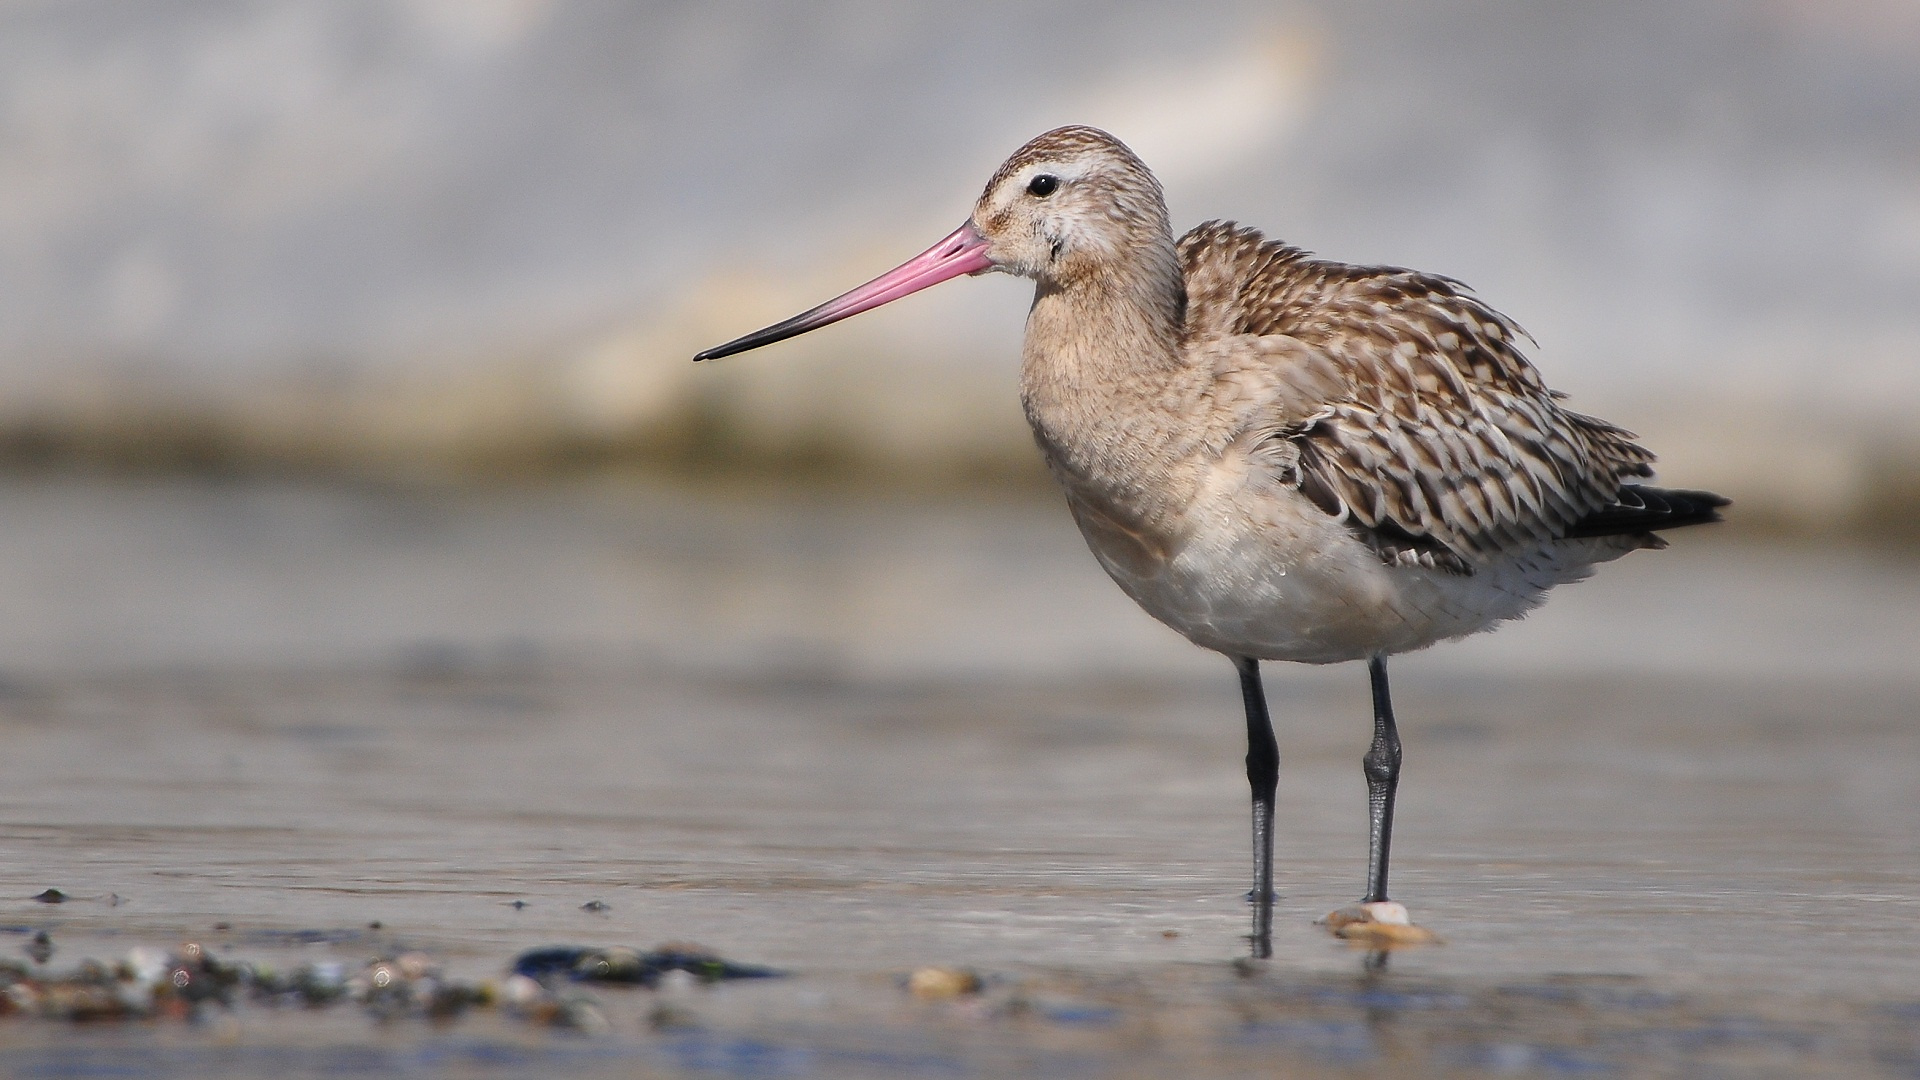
[1,477,1917,1076]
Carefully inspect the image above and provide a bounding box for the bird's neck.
[1019,238,1199,525]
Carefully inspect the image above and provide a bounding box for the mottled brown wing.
[1180,221,1656,573]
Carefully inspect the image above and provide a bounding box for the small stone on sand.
[1319,901,1439,945]
[908,967,981,999]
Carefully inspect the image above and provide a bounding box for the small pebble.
[32,889,66,904]
[124,946,172,988]
[1320,901,1439,945]
[908,967,982,999]
[580,900,610,913]
[501,973,546,1007]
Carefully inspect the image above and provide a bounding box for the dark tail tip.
[1564,485,1730,539]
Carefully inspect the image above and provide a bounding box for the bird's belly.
[1067,485,1574,665]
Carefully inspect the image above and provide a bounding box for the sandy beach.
[1,477,1915,1076]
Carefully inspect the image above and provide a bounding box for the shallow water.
[1,477,1916,1076]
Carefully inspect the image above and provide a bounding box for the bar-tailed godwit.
[695,126,1727,958]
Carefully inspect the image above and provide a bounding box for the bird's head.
[693,126,1169,362]
[969,125,1171,287]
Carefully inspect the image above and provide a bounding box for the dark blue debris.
[512,946,784,987]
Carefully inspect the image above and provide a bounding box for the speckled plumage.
[1177,221,1660,571]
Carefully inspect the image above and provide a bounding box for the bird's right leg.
[1235,655,1278,959]
[1362,654,1403,903]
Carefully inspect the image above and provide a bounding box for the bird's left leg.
[1320,654,1432,945]
[1363,654,1402,903]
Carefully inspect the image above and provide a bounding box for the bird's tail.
[1563,485,1730,539]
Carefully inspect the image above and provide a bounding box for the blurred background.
[1,0,1917,531]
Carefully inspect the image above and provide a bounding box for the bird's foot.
[1317,901,1439,946]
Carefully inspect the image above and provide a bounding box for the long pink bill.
[693,222,993,361]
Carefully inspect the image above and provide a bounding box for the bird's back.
[1174,221,1720,577]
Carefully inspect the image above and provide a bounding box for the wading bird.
[695,126,1726,958]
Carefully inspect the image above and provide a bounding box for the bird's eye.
[1026,174,1059,198]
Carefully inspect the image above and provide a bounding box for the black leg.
[1363,654,1403,904]
[1235,655,1278,959]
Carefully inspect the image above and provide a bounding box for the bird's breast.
[1051,440,1547,665]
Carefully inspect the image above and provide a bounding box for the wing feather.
[1180,221,1658,572]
